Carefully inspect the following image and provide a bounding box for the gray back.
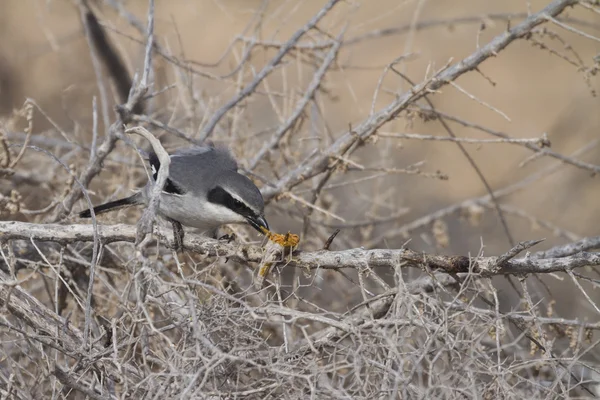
[149,146,240,197]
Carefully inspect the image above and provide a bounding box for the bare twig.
[416,106,600,174]
[378,131,551,147]
[261,0,580,203]
[249,32,343,169]
[54,366,116,400]
[0,268,142,383]
[198,0,342,141]
[496,239,546,266]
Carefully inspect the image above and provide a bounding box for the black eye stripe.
[207,186,253,216]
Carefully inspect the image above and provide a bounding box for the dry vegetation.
[1,0,600,398]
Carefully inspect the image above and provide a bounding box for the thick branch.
[1,221,598,276]
[260,0,579,202]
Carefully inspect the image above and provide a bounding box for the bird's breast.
[158,192,246,232]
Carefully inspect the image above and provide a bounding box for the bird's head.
[206,171,268,233]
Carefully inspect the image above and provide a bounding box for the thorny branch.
[1,221,599,277]
[46,3,149,223]
[2,220,600,397]
[259,0,582,202]
[198,0,342,141]
[2,0,600,398]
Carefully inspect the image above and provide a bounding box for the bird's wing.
[171,146,238,172]
[148,151,186,195]
[148,146,238,195]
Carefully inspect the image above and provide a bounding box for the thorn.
[323,229,340,250]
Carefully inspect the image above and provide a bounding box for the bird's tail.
[78,193,143,218]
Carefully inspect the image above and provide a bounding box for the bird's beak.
[247,215,269,234]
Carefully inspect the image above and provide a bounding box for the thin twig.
[249,32,343,169]
[261,0,580,203]
[198,0,342,141]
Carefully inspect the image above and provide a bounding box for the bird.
[78,145,269,250]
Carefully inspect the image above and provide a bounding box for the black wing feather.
[148,151,185,195]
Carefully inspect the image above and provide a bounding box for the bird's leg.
[167,218,185,251]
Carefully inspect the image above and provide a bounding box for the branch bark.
[1,221,598,277]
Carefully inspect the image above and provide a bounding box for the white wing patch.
[162,189,184,197]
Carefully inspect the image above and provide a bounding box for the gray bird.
[79,146,269,249]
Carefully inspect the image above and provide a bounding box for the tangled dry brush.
[1,0,600,398]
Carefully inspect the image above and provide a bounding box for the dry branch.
[0,267,142,385]
[3,0,599,398]
[124,125,169,243]
[259,0,580,202]
[198,0,342,141]
[1,221,598,277]
[248,34,344,169]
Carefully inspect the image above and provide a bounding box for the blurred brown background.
[1,0,599,314]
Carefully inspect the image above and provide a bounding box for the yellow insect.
[260,226,300,248]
